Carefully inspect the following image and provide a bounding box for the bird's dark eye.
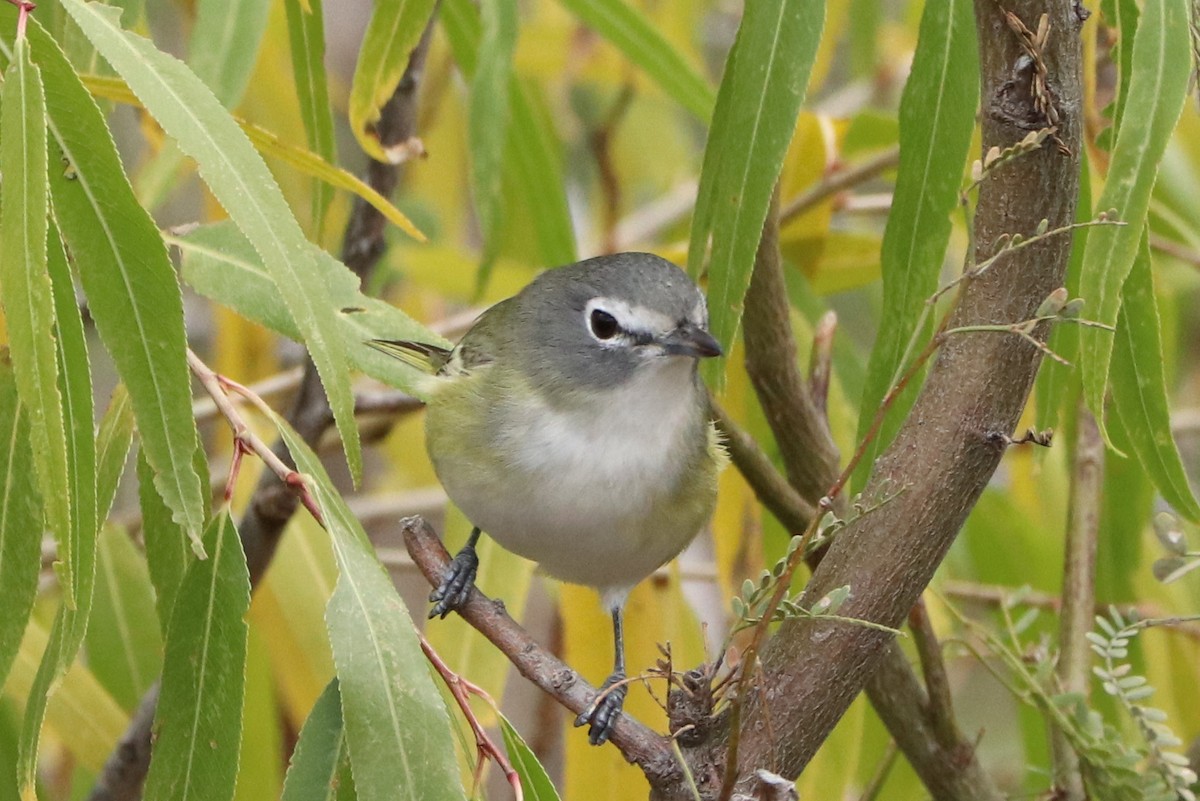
[589,309,619,340]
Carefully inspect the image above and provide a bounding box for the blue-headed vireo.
[374,252,724,744]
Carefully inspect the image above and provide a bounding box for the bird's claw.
[574,671,627,745]
[428,545,478,619]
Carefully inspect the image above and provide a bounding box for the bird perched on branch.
[374,252,724,745]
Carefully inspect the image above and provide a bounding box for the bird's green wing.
[370,299,510,377]
[368,339,453,374]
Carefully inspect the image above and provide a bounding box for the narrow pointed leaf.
[282,679,349,801]
[556,0,714,120]
[143,510,250,801]
[86,525,164,710]
[284,0,337,238]
[47,223,97,604]
[348,0,438,162]
[467,0,516,264]
[94,384,135,520]
[188,0,270,107]
[60,0,364,483]
[0,365,43,692]
[139,448,194,634]
[443,0,576,267]
[173,221,442,398]
[853,0,978,485]
[0,14,209,548]
[273,420,464,801]
[685,0,826,385]
[78,73,424,242]
[499,715,562,801]
[1078,0,1190,440]
[1109,235,1200,521]
[0,38,73,605]
[135,0,270,209]
[15,378,128,798]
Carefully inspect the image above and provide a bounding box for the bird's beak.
[662,322,723,359]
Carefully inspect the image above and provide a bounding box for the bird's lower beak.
[663,323,723,359]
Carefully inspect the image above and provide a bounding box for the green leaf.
[1101,0,1140,134]
[467,0,516,269]
[853,0,978,486]
[15,376,131,797]
[47,221,98,597]
[284,0,337,240]
[1109,234,1200,521]
[135,0,270,208]
[139,448,194,634]
[0,14,210,551]
[86,525,164,711]
[1078,0,1190,443]
[60,0,365,485]
[556,0,714,120]
[499,715,562,801]
[0,364,43,693]
[95,384,135,521]
[189,0,270,108]
[685,0,826,385]
[282,680,349,801]
[273,420,465,801]
[0,37,73,606]
[173,221,442,399]
[443,0,576,268]
[1035,155,1092,430]
[348,0,438,162]
[144,510,249,801]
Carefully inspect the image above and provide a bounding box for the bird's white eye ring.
[589,308,619,340]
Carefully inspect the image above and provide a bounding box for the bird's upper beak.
[662,322,723,359]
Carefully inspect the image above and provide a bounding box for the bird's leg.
[429,527,482,619]
[575,607,628,745]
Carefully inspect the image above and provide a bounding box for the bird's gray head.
[512,252,721,393]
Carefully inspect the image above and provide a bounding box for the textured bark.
[729,0,1089,777]
[715,0,1085,791]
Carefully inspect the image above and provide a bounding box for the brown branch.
[723,0,1085,790]
[710,401,816,534]
[907,597,961,751]
[1050,405,1103,801]
[400,517,682,787]
[741,189,840,506]
[84,12,441,801]
[779,146,900,226]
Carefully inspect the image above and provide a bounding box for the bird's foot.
[428,544,478,619]
[574,671,627,746]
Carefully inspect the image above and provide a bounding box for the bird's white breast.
[437,358,707,594]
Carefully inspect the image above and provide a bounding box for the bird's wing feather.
[368,339,454,374]
[370,299,510,377]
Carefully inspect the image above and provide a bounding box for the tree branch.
[400,517,682,786]
[1051,405,1103,800]
[741,189,840,506]
[724,0,1084,788]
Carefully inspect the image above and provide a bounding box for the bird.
[373,251,724,745]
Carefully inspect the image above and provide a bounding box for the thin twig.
[1051,405,1103,800]
[418,635,523,801]
[186,350,325,524]
[856,741,899,801]
[908,598,960,750]
[779,146,900,225]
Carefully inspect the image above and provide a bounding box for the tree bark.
[702,0,1086,793]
